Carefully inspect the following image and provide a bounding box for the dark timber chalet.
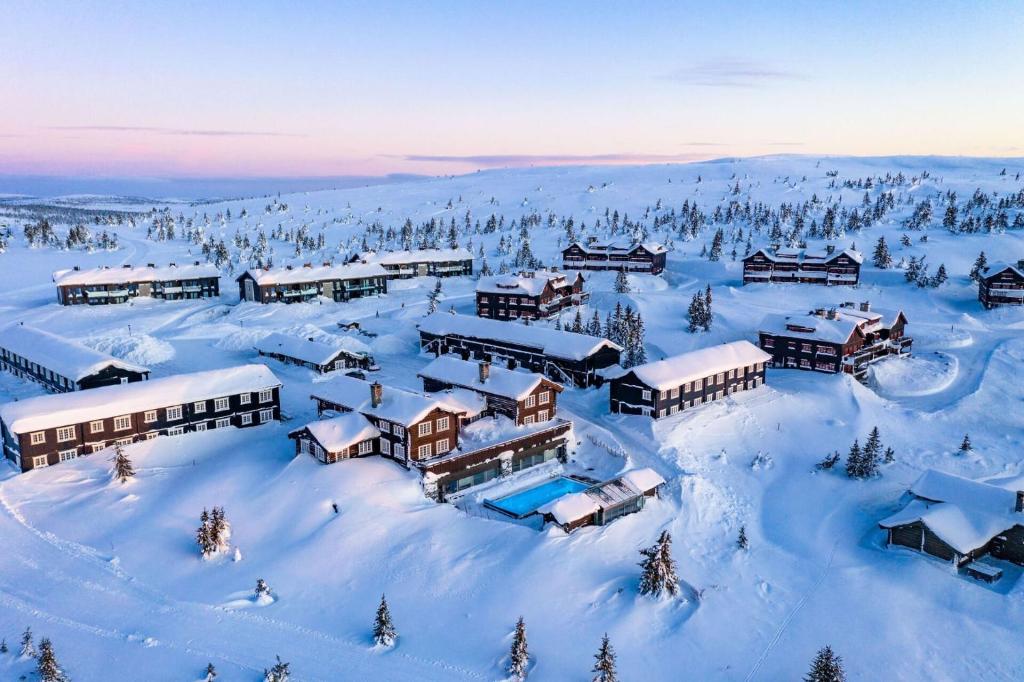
[742,246,863,285]
[609,340,770,418]
[879,469,1024,581]
[0,324,150,392]
[418,356,563,425]
[978,260,1024,308]
[255,332,375,374]
[475,269,588,320]
[349,248,474,279]
[303,375,573,500]
[0,365,282,473]
[236,262,387,304]
[759,302,911,380]
[53,262,220,305]
[562,240,667,275]
[418,312,622,388]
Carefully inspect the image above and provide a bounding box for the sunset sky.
[2,0,1022,179]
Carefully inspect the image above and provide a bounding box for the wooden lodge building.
[561,240,667,275]
[0,323,150,392]
[879,469,1024,580]
[255,332,374,374]
[978,260,1024,308]
[418,356,563,425]
[537,468,665,533]
[609,340,770,419]
[53,262,220,305]
[417,312,622,388]
[349,248,474,279]
[236,262,387,304]
[0,365,282,472]
[288,412,381,464]
[758,302,911,380]
[742,246,863,286]
[475,269,588,321]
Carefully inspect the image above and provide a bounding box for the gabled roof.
[759,313,859,345]
[354,248,473,265]
[310,375,462,427]
[237,262,386,286]
[879,469,1022,555]
[290,413,380,453]
[418,356,560,401]
[255,332,367,366]
[619,341,770,391]
[418,313,621,361]
[564,240,666,256]
[0,324,149,382]
[743,247,864,265]
[53,262,219,286]
[0,364,281,435]
[476,270,570,297]
[982,262,1024,280]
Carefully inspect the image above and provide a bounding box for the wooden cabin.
[475,269,588,320]
[758,302,911,379]
[879,469,1024,571]
[255,332,374,374]
[562,240,667,275]
[0,324,150,392]
[418,312,621,388]
[53,262,220,305]
[609,341,769,418]
[288,413,381,464]
[418,356,562,425]
[538,468,665,532]
[236,262,387,304]
[0,365,281,472]
[742,246,862,285]
[978,261,1024,308]
[349,248,473,279]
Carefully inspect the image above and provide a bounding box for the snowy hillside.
[1,155,1024,681]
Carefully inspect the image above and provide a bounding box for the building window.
[394,444,405,460]
[538,391,550,404]
[259,389,274,403]
[113,415,132,431]
[59,449,77,462]
[524,415,535,425]
[214,397,230,412]
[145,432,158,440]
[418,422,432,436]
[380,438,391,455]
[240,393,251,405]
[215,418,231,429]
[537,409,549,422]
[525,395,536,408]
[378,421,391,434]
[166,405,183,421]
[56,426,76,443]
[240,413,253,426]
[143,411,157,424]
[641,389,652,401]
[670,387,679,399]
[30,431,46,445]
[394,425,405,438]
[168,426,185,436]
[259,409,274,423]
[193,401,207,414]
[115,437,133,446]
[91,443,106,453]
[436,416,449,431]
[358,440,373,455]
[195,423,208,432]
[417,443,431,459]
[32,455,49,468]
[90,420,105,434]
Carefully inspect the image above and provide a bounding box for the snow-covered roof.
[476,270,570,296]
[619,467,666,494]
[0,324,149,382]
[879,469,1023,555]
[291,413,380,453]
[310,375,461,427]
[760,305,903,343]
[621,340,771,391]
[538,492,599,525]
[567,240,666,255]
[428,387,488,419]
[53,262,220,286]
[0,364,281,435]
[255,332,366,365]
[239,262,386,286]
[538,468,663,525]
[745,247,864,265]
[417,356,558,401]
[983,262,1024,280]
[418,313,621,361]
[355,248,473,265]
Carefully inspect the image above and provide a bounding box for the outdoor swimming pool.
[484,476,590,518]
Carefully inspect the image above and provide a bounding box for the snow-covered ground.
[1,155,1024,680]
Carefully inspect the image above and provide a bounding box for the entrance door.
[244,279,255,301]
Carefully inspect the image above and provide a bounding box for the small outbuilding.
[288,413,381,464]
[538,467,665,532]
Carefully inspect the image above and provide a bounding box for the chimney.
[814,308,827,318]
[827,308,838,320]
[826,244,836,255]
[169,262,176,267]
[194,260,200,266]
[323,262,331,267]
[303,262,313,269]
[478,361,490,384]
[147,263,155,268]
[1017,259,1024,271]
[370,381,383,408]
[73,265,80,271]
[860,301,871,312]
[122,264,131,268]
[1016,491,1024,513]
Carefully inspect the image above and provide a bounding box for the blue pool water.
[486,477,590,518]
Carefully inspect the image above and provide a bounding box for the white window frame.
[193,401,207,414]
[358,440,373,455]
[259,409,274,423]
[143,410,157,424]
[115,437,133,446]
[525,395,536,408]
[418,422,432,437]
[91,443,106,453]
[436,416,449,432]
[394,425,405,438]
[145,432,158,440]
[394,444,405,460]
[523,415,535,425]
[166,405,183,421]
[436,438,449,453]
[378,420,391,434]
[56,426,76,443]
[538,391,550,404]
[215,418,231,429]
[195,422,208,432]
[259,389,273,403]
[380,438,391,455]
[58,449,77,462]
[537,409,549,422]
[32,455,49,468]
[90,420,105,434]
[168,426,185,436]
[214,397,230,412]
[641,389,652,401]
[240,413,253,426]
[30,431,46,445]
[417,443,431,459]
[113,415,132,431]
[240,392,251,405]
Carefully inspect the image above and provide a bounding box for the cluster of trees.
[903,255,948,288]
[817,427,893,478]
[688,285,714,332]
[2,627,69,682]
[603,302,647,368]
[195,507,230,557]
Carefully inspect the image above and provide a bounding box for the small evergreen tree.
[373,594,398,647]
[0,638,7,654]
[36,637,67,682]
[204,662,217,681]
[507,616,529,681]
[19,626,35,658]
[959,434,972,453]
[263,655,290,682]
[111,442,135,483]
[591,634,618,682]
[737,525,749,550]
[638,530,680,598]
[845,440,863,479]
[969,251,988,282]
[863,427,882,469]
[816,451,841,471]
[872,236,892,269]
[883,447,895,464]
[687,292,705,333]
[703,285,713,330]
[932,263,948,286]
[614,268,630,294]
[255,578,271,600]
[708,228,724,261]
[805,645,846,682]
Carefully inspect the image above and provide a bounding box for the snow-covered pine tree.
[872,236,892,269]
[703,285,713,331]
[591,634,618,682]
[20,626,35,658]
[632,313,647,365]
[255,578,271,600]
[863,427,882,466]
[737,525,749,550]
[687,293,705,333]
[263,655,290,682]
[708,228,724,261]
[36,638,67,682]
[587,311,603,337]
[614,268,630,294]
[804,645,846,682]
[111,442,135,484]
[904,255,921,283]
[959,434,972,453]
[196,512,213,557]
[204,662,217,681]
[507,616,529,681]
[638,530,680,598]
[932,263,948,286]
[883,447,895,464]
[845,440,863,479]
[0,637,7,654]
[373,594,398,647]
[816,451,841,470]
[969,251,988,281]
[571,309,585,334]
